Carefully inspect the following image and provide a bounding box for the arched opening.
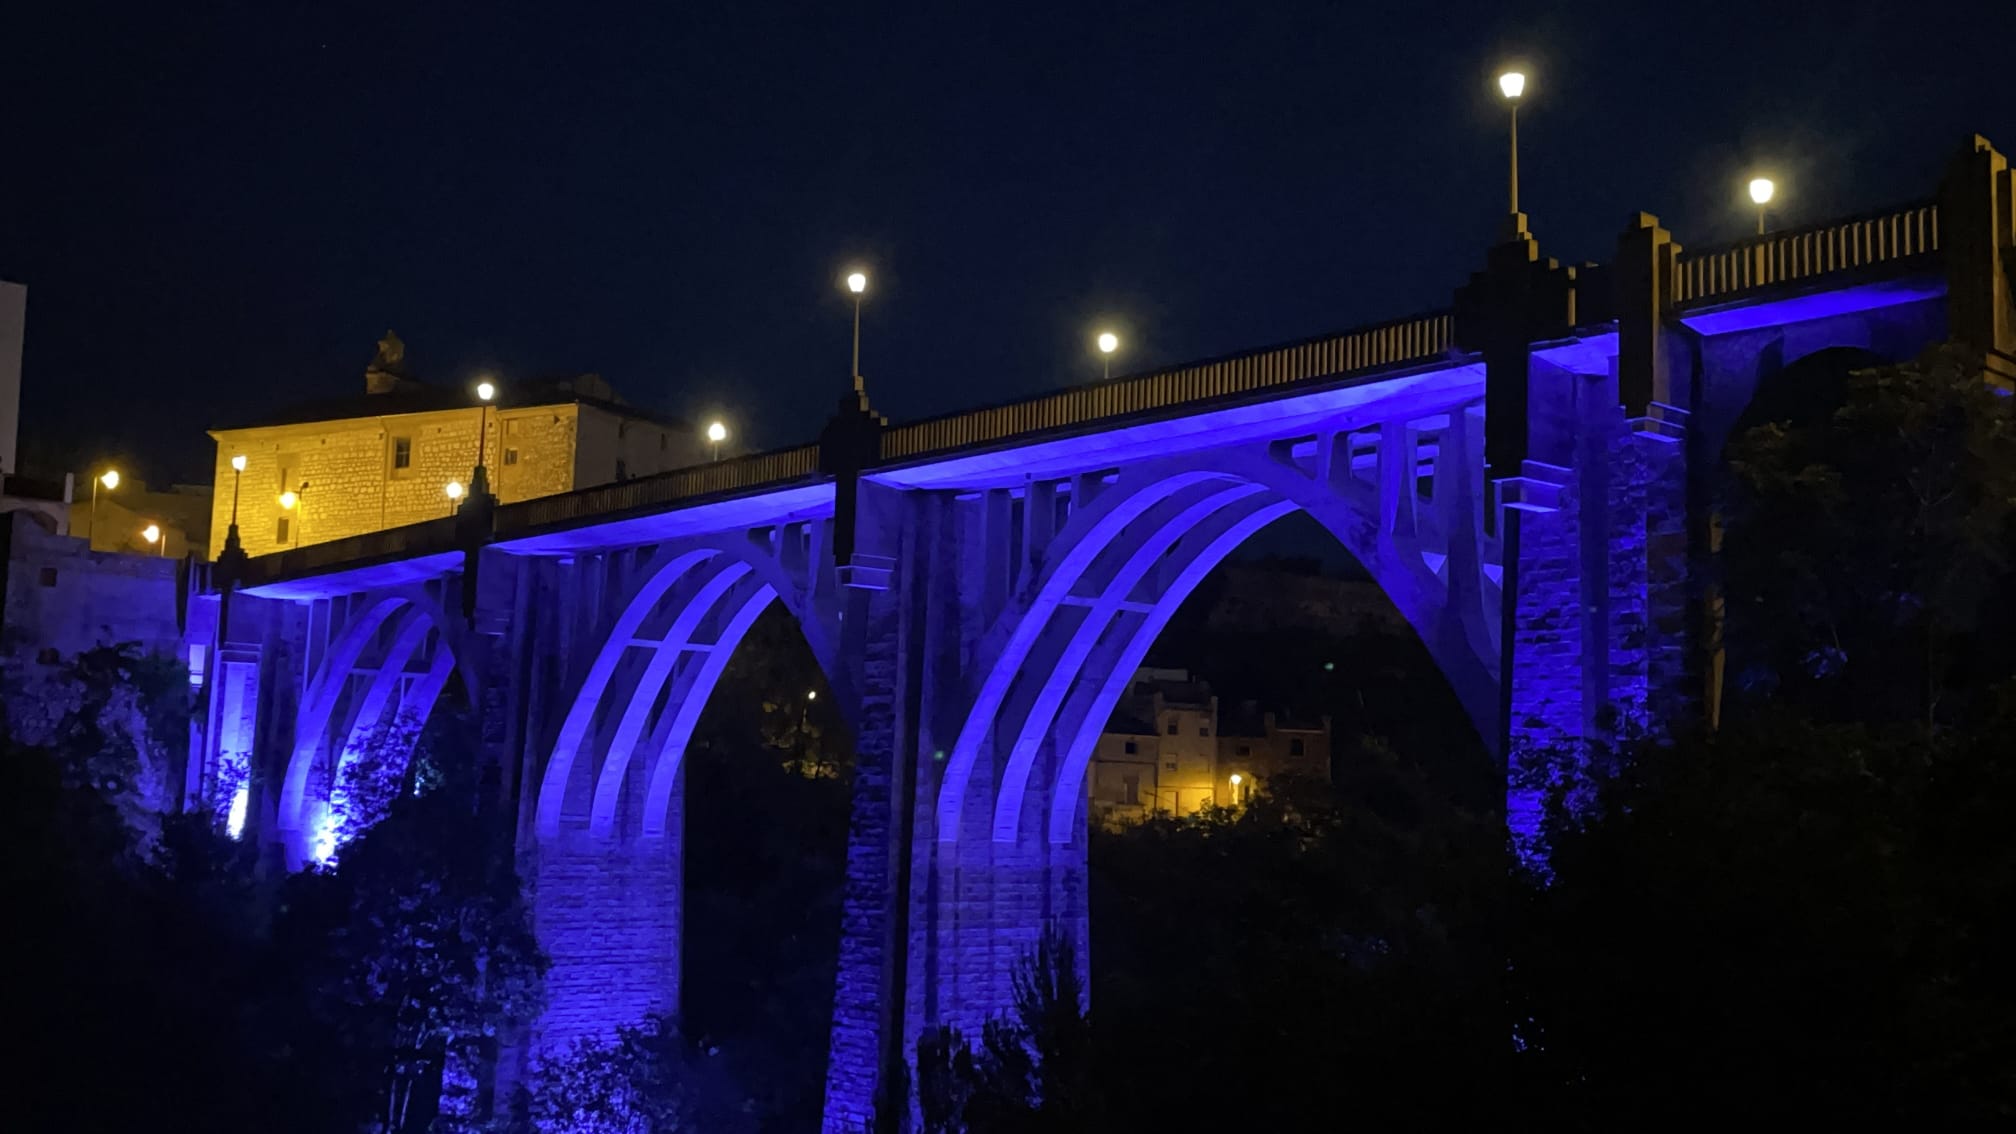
[521,535,849,1130]
[919,455,1501,1127]
[275,593,470,867]
[679,603,854,1130]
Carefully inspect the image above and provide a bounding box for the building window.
[38,567,57,587]
[391,436,412,470]
[1237,745,1250,756]
[1165,721,1177,735]
[1199,726,1210,737]
[1289,738,1305,756]
[504,447,520,466]
[1164,761,1177,771]
[276,516,290,544]
[660,432,668,451]
[506,418,521,438]
[1123,740,1138,755]
[1121,775,1139,806]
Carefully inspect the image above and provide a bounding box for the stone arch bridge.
[190,137,2014,1130]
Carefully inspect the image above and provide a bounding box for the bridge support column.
[822,483,1096,1132]
[1502,381,1692,859]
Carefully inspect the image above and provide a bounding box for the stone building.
[1087,666,1330,825]
[205,338,708,559]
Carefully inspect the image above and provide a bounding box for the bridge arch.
[532,530,843,845]
[936,400,1499,850]
[276,587,475,867]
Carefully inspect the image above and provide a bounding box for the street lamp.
[445,480,464,514]
[1748,176,1776,235]
[228,453,247,538]
[1497,68,1527,220]
[1229,772,1243,805]
[142,523,162,556]
[845,269,868,390]
[1096,331,1119,380]
[279,487,301,547]
[472,377,497,500]
[707,420,728,461]
[806,689,818,701]
[90,468,120,549]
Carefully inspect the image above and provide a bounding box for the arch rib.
[988,483,1267,842]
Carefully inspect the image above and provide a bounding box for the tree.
[513,1015,755,1134]
[1720,345,2016,726]
[1514,700,2016,1124]
[275,710,546,1132]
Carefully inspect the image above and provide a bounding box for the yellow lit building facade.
[1088,666,1330,826]
[208,360,704,560]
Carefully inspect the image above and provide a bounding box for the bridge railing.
[1673,200,1940,307]
[495,444,824,534]
[879,310,1457,462]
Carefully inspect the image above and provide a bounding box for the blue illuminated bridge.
[189,136,2015,1129]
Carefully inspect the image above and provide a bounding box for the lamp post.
[1497,69,1527,221]
[707,420,728,461]
[472,379,497,501]
[90,468,120,549]
[279,487,301,548]
[1229,771,1243,807]
[845,270,868,391]
[445,480,464,515]
[1096,330,1119,380]
[228,455,246,527]
[1748,177,1776,235]
[142,523,162,556]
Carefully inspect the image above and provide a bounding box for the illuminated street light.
[845,269,869,389]
[1497,68,1528,221]
[707,420,728,461]
[1748,176,1777,234]
[142,523,162,556]
[278,490,298,510]
[806,689,818,701]
[445,480,464,515]
[472,377,498,498]
[228,454,247,529]
[1228,772,1244,807]
[1096,330,1119,380]
[90,467,121,549]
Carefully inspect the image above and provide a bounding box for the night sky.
[4,1,2010,484]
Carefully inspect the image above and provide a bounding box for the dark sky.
[4,0,2011,483]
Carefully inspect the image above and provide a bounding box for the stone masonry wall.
[208,406,581,559]
[525,828,683,1049]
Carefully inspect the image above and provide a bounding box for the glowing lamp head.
[99,469,120,490]
[1229,773,1243,786]
[1497,70,1526,101]
[475,380,496,402]
[445,480,464,501]
[230,454,247,473]
[1097,331,1119,355]
[806,689,818,701]
[846,271,868,295]
[707,421,728,443]
[141,523,161,544]
[1748,177,1776,206]
[278,490,298,510]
